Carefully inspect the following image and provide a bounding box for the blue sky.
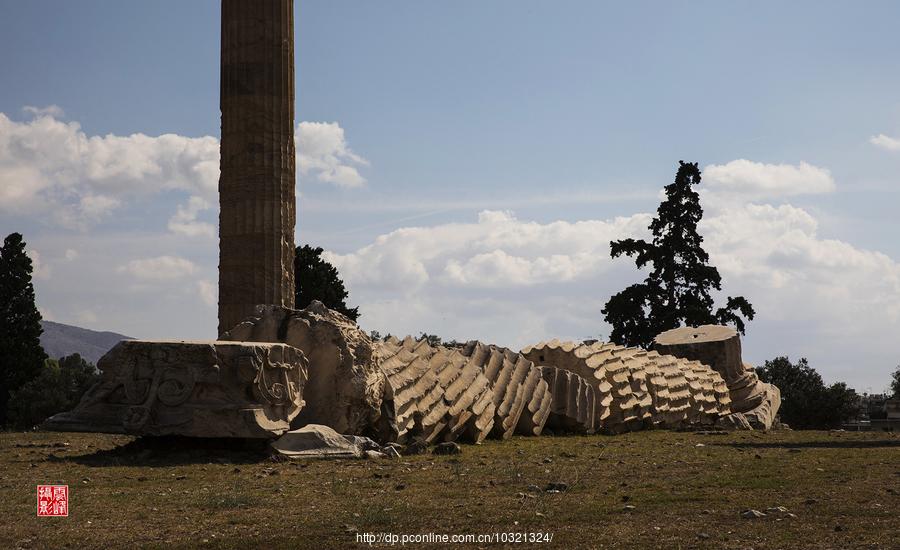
[1,1,898,391]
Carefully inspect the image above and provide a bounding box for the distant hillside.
[39,320,133,365]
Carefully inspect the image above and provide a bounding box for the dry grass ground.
[0,429,897,549]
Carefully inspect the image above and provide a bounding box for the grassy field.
[1,428,897,549]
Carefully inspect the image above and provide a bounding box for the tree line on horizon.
[2,161,898,430]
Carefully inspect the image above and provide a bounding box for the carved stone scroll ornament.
[44,340,308,438]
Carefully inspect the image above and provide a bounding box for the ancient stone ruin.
[46,0,308,441]
[45,0,782,447]
[522,340,733,433]
[45,340,307,438]
[222,303,384,435]
[653,325,781,430]
[218,0,297,336]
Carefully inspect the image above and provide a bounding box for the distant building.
[886,399,900,420]
[843,394,899,431]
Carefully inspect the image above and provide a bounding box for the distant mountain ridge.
[39,320,133,365]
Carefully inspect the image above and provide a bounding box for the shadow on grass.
[713,439,900,450]
[50,436,275,467]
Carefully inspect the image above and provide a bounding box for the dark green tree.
[417,333,442,347]
[890,364,900,397]
[0,232,47,426]
[602,161,755,348]
[755,356,858,429]
[294,245,359,321]
[7,353,99,429]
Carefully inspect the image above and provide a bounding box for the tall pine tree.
[0,232,47,425]
[294,245,359,321]
[602,161,754,348]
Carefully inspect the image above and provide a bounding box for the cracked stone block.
[522,339,732,433]
[374,338,556,443]
[222,302,385,436]
[653,325,781,430]
[539,366,597,434]
[44,340,308,438]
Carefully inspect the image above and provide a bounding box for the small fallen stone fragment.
[433,442,461,455]
[741,509,766,519]
[404,440,428,455]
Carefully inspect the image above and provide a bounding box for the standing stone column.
[218,0,296,335]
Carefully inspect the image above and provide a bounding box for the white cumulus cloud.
[328,189,899,390]
[23,105,65,118]
[168,196,215,238]
[869,133,900,152]
[197,279,217,307]
[0,109,368,232]
[297,121,368,187]
[28,249,51,280]
[703,159,835,203]
[0,111,219,228]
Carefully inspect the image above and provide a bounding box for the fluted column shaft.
[218,0,296,335]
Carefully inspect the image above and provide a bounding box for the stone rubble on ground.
[271,424,367,459]
[432,442,462,455]
[48,305,783,445]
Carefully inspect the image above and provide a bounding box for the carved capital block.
[44,340,308,438]
[653,325,782,428]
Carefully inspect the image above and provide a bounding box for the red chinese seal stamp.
[37,485,68,517]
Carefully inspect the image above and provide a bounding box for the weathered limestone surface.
[44,340,308,438]
[460,342,552,439]
[653,325,781,429]
[539,366,597,434]
[271,424,374,459]
[522,340,731,433]
[222,302,385,435]
[218,0,297,335]
[374,338,561,443]
[376,336,496,443]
